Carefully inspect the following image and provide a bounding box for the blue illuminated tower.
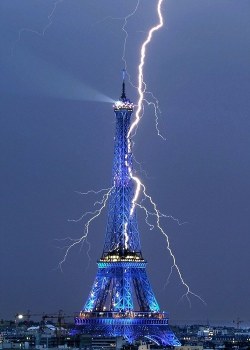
[75,76,180,346]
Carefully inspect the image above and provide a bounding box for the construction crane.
[40,310,76,346]
[15,310,42,325]
[15,310,75,325]
[15,310,75,346]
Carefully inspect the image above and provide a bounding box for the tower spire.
[121,68,126,100]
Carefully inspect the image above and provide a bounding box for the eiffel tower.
[75,75,180,346]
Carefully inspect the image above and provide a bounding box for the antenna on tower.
[121,68,126,100]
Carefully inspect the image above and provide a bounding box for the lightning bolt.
[55,1,155,270]
[128,0,164,141]
[124,0,205,306]
[141,184,205,307]
[51,1,205,306]
[136,200,187,230]
[121,0,141,72]
[57,186,113,271]
[11,0,64,55]
[74,188,111,196]
[119,0,165,140]
[132,154,150,179]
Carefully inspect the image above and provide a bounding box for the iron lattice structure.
[75,79,180,346]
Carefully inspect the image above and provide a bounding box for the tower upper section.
[113,71,133,112]
[101,74,142,261]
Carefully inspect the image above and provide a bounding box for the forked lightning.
[58,1,205,306]
[11,0,64,55]
[14,0,205,305]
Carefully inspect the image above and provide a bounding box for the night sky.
[0,1,250,325]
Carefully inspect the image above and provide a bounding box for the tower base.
[75,312,181,346]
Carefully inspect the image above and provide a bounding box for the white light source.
[115,101,123,107]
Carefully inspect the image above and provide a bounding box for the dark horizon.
[0,1,250,322]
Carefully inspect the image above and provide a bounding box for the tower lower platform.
[75,311,180,346]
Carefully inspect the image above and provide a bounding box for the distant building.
[80,335,124,350]
[176,346,203,350]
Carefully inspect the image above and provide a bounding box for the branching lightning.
[11,0,64,55]
[120,0,164,140]
[132,154,149,179]
[57,186,113,271]
[52,0,205,306]
[123,0,205,305]
[136,200,187,230]
[55,2,145,269]
[74,188,111,196]
[121,0,141,74]
[140,183,205,306]
[127,0,164,141]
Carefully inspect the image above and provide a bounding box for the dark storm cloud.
[0,0,250,325]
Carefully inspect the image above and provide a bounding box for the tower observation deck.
[75,75,180,346]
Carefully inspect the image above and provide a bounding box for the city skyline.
[0,1,250,323]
